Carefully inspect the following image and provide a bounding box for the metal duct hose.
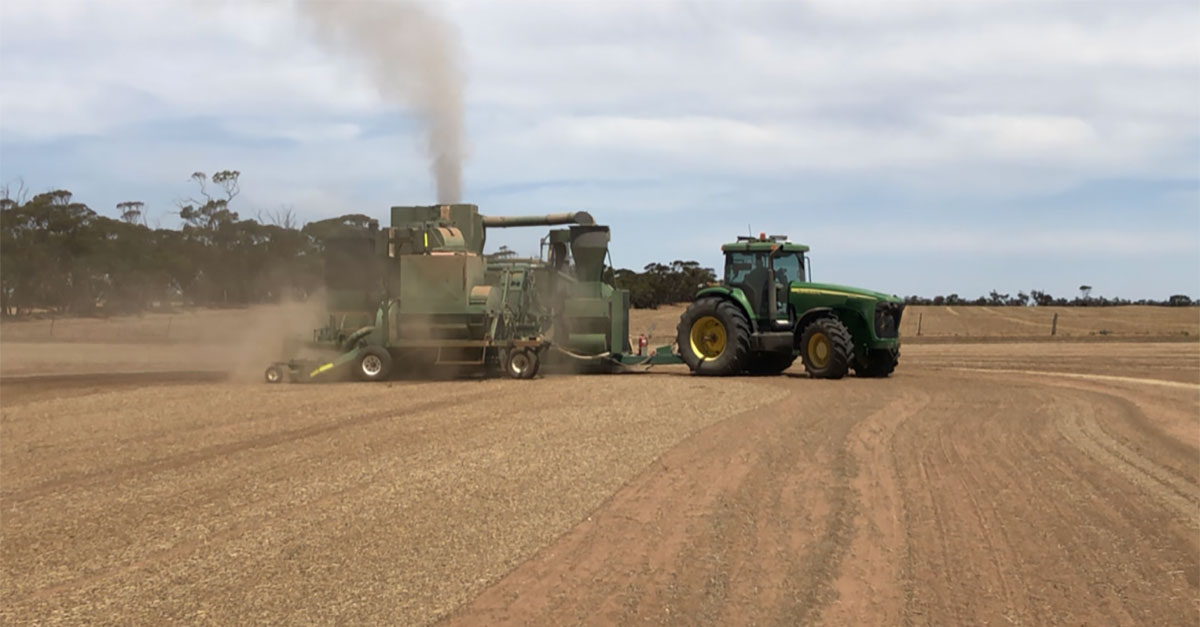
[551,346,612,361]
[566,333,608,355]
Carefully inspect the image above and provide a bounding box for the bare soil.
[444,344,1199,627]
[1,307,1197,625]
[631,304,1200,346]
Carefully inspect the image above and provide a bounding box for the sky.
[1,0,1197,300]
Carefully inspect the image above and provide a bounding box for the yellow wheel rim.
[807,333,830,368]
[689,316,727,360]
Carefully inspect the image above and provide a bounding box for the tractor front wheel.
[355,346,393,382]
[799,317,853,379]
[677,297,751,376]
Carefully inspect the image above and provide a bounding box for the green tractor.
[676,234,903,378]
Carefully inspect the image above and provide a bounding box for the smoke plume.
[295,0,465,203]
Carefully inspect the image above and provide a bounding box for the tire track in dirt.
[7,389,581,605]
[3,391,490,503]
[822,388,931,626]
[5,376,780,625]
[27,469,378,602]
[1057,406,1199,528]
[443,390,817,626]
[942,416,1039,626]
[5,345,1197,625]
[889,371,1198,626]
[0,371,228,408]
[449,366,1199,626]
[976,306,1096,334]
[443,384,925,626]
[951,367,1200,391]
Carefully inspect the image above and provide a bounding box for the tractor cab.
[721,234,809,327]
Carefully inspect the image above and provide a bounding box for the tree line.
[0,172,370,316]
[608,270,1195,309]
[1,175,1192,316]
[612,261,718,309]
[0,173,723,316]
[901,290,1193,308]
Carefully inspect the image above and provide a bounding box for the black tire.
[503,348,539,379]
[854,349,899,378]
[264,364,285,384]
[527,348,542,379]
[747,351,797,376]
[354,346,393,382]
[676,297,752,376]
[798,317,853,379]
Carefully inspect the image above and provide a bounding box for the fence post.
[165,317,173,339]
[1051,313,1058,336]
[917,313,923,336]
[49,316,55,338]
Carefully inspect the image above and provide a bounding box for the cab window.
[725,252,764,284]
[773,253,804,285]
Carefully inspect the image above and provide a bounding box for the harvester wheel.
[527,348,542,379]
[747,351,797,376]
[503,348,539,379]
[799,317,853,379]
[354,346,393,382]
[677,297,751,376]
[264,365,285,384]
[854,349,899,378]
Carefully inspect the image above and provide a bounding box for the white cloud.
[1,0,1197,229]
[936,114,1100,159]
[220,119,363,144]
[812,225,1198,256]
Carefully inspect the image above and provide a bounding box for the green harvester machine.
[264,209,904,382]
[265,204,645,382]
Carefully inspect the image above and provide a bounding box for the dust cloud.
[229,293,330,382]
[295,0,466,203]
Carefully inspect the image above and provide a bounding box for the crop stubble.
[0,341,1197,625]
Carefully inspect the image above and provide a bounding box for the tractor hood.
[790,282,902,303]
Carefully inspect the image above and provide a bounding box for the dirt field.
[632,304,1200,346]
[1,308,1198,625]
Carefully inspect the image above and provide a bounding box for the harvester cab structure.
[674,233,904,379]
[266,204,637,383]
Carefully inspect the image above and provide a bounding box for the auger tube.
[481,212,594,228]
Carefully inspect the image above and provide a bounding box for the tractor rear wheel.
[354,346,393,382]
[854,349,899,378]
[747,351,797,376]
[799,317,853,379]
[677,297,751,376]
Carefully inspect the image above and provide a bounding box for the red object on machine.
[637,333,648,356]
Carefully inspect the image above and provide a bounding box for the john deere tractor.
[677,234,903,378]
